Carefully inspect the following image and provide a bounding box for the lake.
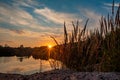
[0,56,62,75]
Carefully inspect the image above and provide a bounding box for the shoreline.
[0,69,120,80]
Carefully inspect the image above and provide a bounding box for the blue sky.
[0,0,119,47]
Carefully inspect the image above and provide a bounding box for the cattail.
[112,0,114,17]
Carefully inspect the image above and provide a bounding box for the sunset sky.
[0,0,119,47]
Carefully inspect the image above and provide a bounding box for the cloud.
[103,3,120,12]
[9,29,25,34]
[104,3,119,7]
[12,0,42,8]
[0,0,83,47]
[0,40,14,43]
[79,9,101,29]
[0,3,35,28]
[34,7,82,25]
[0,27,63,47]
[0,27,38,38]
[0,2,64,34]
[0,1,81,46]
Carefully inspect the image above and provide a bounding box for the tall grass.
[51,1,120,72]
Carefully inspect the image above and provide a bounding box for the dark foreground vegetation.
[0,1,120,72]
[51,1,120,72]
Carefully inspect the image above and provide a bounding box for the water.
[0,56,61,75]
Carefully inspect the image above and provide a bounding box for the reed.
[51,1,120,71]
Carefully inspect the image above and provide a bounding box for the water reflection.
[0,56,16,63]
[18,57,23,62]
[17,57,29,62]
[0,56,62,75]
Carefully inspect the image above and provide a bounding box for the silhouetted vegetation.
[0,45,14,56]
[32,46,49,60]
[52,1,120,72]
[0,45,49,60]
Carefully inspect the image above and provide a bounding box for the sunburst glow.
[48,45,52,49]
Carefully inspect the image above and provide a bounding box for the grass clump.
[52,1,120,72]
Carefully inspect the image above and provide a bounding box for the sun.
[48,45,52,49]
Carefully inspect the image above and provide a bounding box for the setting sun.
[48,45,52,49]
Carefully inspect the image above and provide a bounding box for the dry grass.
[51,1,120,72]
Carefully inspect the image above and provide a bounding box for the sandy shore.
[0,69,120,80]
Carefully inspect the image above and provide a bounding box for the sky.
[0,0,119,47]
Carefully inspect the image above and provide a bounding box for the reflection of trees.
[17,57,29,62]
[17,57,23,62]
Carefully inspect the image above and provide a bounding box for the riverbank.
[0,69,120,80]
